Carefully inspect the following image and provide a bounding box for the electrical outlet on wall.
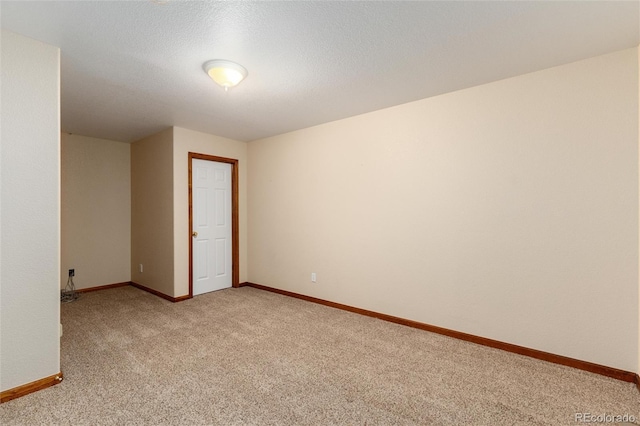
[139,264,143,273]
[311,272,317,283]
[68,269,74,277]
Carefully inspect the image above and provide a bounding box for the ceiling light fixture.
[203,60,248,91]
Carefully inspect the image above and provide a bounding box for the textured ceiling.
[1,1,639,143]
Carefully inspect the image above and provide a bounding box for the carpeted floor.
[1,286,638,425]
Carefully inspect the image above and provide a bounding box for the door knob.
[192,231,198,237]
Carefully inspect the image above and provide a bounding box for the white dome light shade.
[203,60,248,91]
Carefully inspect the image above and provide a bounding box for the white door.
[192,159,232,295]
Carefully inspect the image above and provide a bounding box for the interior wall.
[173,126,248,297]
[61,133,131,290]
[130,128,174,296]
[248,47,639,373]
[0,31,61,391]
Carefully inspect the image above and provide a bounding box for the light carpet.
[1,286,638,425]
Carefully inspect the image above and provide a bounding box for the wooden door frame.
[188,152,240,296]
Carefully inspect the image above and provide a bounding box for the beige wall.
[248,48,639,372]
[131,128,174,296]
[173,127,248,297]
[130,126,247,298]
[61,133,131,289]
[1,31,61,391]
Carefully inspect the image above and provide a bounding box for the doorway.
[188,153,239,296]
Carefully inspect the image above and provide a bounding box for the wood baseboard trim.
[636,374,640,393]
[1,372,63,403]
[245,282,637,385]
[238,282,250,287]
[75,282,130,293]
[69,281,193,303]
[130,282,191,303]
